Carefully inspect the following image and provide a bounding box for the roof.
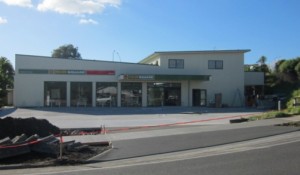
[15,54,154,67]
[139,49,251,64]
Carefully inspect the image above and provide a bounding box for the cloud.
[79,18,98,25]
[0,17,8,24]
[37,0,121,15]
[0,0,33,7]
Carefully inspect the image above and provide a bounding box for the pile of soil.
[0,146,109,165]
[0,117,60,140]
[0,117,110,166]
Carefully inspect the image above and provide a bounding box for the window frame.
[168,59,184,69]
[208,60,223,69]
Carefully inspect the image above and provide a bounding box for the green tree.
[51,44,82,59]
[0,57,14,106]
[278,59,298,83]
[257,56,269,73]
[257,55,267,65]
[274,59,286,73]
[294,57,300,80]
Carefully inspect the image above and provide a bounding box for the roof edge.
[139,49,251,63]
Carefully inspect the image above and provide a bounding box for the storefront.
[14,50,251,107]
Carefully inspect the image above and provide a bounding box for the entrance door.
[192,89,206,106]
[164,87,181,106]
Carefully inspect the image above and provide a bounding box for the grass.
[248,107,300,121]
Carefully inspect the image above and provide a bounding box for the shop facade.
[14,50,251,107]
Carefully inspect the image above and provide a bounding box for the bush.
[287,89,300,109]
[273,111,289,118]
[249,111,290,121]
[287,107,300,115]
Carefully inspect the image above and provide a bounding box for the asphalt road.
[14,138,300,175]
[95,125,298,161]
[1,127,300,175]
[89,141,300,175]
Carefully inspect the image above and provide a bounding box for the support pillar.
[67,82,71,107]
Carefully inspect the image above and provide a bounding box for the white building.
[14,49,261,108]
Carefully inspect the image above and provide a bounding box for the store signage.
[119,74,211,81]
[19,69,115,75]
[119,74,155,80]
[86,70,115,75]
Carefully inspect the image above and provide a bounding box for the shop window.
[208,60,223,69]
[168,59,184,69]
[121,82,142,107]
[44,82,67,107]
[71,82,92,107]
[96,82,118,107]
[147,83,181,106]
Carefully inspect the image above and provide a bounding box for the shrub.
[287,107,300,115]
[287,89,300,109]
[249,111,290,121]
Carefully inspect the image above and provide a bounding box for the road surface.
[2,130,300,175]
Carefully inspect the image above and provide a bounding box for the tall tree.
[51,44,82,59]
[295,59,300,80]
[274,59,286,73]
[0,57,14,105]
[278,59,298,83]
[257,56,269,72]
[257,56,267,65]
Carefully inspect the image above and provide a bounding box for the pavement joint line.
[86,142,113,162]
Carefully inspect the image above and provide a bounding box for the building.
[14,49,262,108]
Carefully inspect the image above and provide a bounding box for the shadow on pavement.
[14,107,265,116]
[0,108,17,118]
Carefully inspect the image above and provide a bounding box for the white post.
[278,100,281,111]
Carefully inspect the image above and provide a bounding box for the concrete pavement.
[1,107,264,128]
[62,115,300,144]
[1,107,300,170]
[61,115,300,162]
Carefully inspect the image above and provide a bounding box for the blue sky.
[1,0,300,67]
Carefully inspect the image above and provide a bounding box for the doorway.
[192,89,207,106]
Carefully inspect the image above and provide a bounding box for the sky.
[1,0,300,67]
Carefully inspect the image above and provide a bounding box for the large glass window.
[147,83,181,106]
[147,83,164,107]
[96,82,117,107]
[71,82,92,107]
[121,82,142,107]
[44,82,67,107]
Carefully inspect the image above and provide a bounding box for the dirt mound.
[0,117,60,140]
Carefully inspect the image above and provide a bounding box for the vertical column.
[142,82,147,107]
[67,81,71,107]
[188,80,190,107]
[117,82,121,107]
[92,82,96,107]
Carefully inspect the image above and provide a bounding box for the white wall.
[14,55,163,107]
[158,52,245,107]
[14,51,246,107]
